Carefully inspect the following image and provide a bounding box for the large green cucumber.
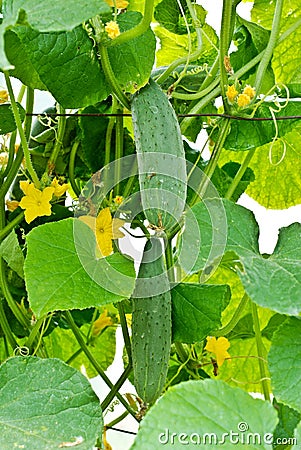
[131,78,187,231]
[131,237,171,405]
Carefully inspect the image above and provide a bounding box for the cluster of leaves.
[0,0,301,449]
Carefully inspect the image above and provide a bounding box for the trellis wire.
[25,112,301,121]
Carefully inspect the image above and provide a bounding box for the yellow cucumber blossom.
[105,0,129,8]
[6,199,20,212]
[0,89,8,103]
[226,84,238,103]
[243,85,256,99]
[92,309,114,337]
[105,21,121,39]
[114,195,123,205]
[19,180,55,223]
[205,336,230,367]
[51,177,69,197]
[79,207,125,257]
[237,93,251,108]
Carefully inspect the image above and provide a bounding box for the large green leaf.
[268,317,301,413]
[219,126,301,209]
[24,218,136,317]
[171,283,230,343]
[0,102,25,134]
[252,0,301,92]
[0,356,102,450]
[0,0,111,70]
[272,400,301,450]
[131,379,278,449]
[216,337,271,394]
[108,11,156,92]
[180,199,301,315]
[6,25,109,108]
[0,230,24,278]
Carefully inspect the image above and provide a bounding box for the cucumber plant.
[0,0,300,449]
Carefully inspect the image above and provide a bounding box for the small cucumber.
[131,78,187,231]
[131,237,171,405]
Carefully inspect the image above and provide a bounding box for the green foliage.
[0,0,300,447]
[0,356,103,449]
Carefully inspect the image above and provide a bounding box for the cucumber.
[131,237,171,405]
[131,78,187,231]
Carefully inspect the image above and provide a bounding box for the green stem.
[254,0,284,93]
[64,311,136,418]
[165,238,175,283]
[101,364,133,412]
[98,45,130,110]
[24,87,34,141]
[106,0,155,48]
[219,0,233,113]
[105,97,117,167]
[214,293,249,337]
[105,410,129,429]
[224,148,256,200]
[0,144,24,199]
[45,104,66,175]
[0,298,18,350]
[190,119,230,206]
[117,301,132,363]
[121,157,138,199]
[251,301,270,401]
[114,104,124,196]
[156,0,203,86]
[68,140,81,197]
[0,212,24,243]
[4,71,40,188]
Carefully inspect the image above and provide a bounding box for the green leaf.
[221,102,301,152]
[0,102,25,134]
[268,317,301,413]
[155,22,218,67]
[216,337,271,394]
[219,126,301,208]
[272,400,301,450]
[0,356,102,449]
[171,283,230,343]
[108,11,156,92]
[131,379,278,449]
[180,199,301,315]
[7,25,109,108]
[0,0,111,70]
[24,218,136,317]
[0,230,24,278]
[3,0,111,32]
[252,0,301,93]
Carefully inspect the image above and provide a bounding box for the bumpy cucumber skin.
[131,238,171,405]
[131,78,187,230]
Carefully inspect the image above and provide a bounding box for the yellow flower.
[0,89,8,103]
[92,309,114,337]
[205,336,230,367]
[0,152,9,166]
[51,177,69,197]
[105,0,129,8]
[6,200,20,212]
[19,180,55,223]
[114,195,123,205]
[105,21,121,39]
[79,207,125,257]
[237,93,251,108]
[226,85,238,103]
[243,85,256,99]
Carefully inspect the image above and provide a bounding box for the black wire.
[106,426,137,436]
[25,112,301,121]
